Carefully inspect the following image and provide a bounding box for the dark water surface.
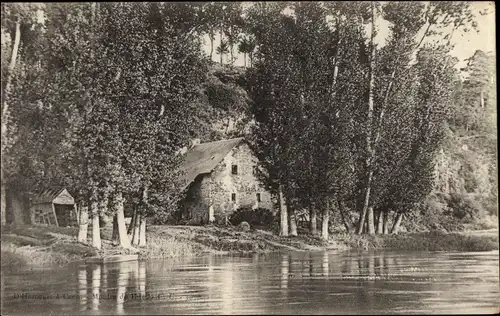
[2,250,499,315]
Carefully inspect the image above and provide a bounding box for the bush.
[237,221,251,232]
[229,207,274,228]
[414,192,498,232]
[446,193,484,220]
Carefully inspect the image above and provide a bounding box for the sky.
[450,2,495,67]
[202,2,496,70]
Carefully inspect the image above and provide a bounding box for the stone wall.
[182,175,211,224]
[183,142,273,224]
[210,142,273,221]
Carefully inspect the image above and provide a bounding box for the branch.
[414,21,432,51]
[459,134,492,140]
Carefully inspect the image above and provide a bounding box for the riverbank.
[1,224,498,270]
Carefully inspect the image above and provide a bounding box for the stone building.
[178,137,274,224]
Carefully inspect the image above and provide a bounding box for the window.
[256,193,261,202]
[231,165,238,175]
[231,193,236,202]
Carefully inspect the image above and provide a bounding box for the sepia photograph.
[0,1,498,315]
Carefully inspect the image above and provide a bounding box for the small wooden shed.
[30,188,77,227]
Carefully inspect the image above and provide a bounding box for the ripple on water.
[1,250,499,315]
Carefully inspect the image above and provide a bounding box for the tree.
[1,3,46,225]
[202,2,224,62]
[245,3,296,237]
[28,2,208,250]
[216,39,230,64]
[356,1,478,234]
[246,2,370,239]
[221,3,243,65]
[95,2,208,247]
[238,36,255,68]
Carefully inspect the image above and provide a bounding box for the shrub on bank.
[408,193,498,232]
[229,207,274,228]
[334,231,499,251]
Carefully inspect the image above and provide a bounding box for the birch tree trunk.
[383,210,390,234]
[138,186,148,246]
[321,203,329,241]
[391,213,403,234]
[132,212,141,246]
[1,17,21,227]
[219,31,224,64]
[78,203,89,244]
[309,205,317,236]
[230,43,234,64]
[330,19,342,100]
[357,3,377,235]
[338,201,351,233]
[288,207,297,237]
[112,214,118,242]
[366,206,375,235]
[90,193,101,250]
[209,36,214,61]
[127,208,136,238]
[376,210,384,234]
[138,215,146,247]
[1,15,21,141]
[278,184,288,237]
[114,190,131,248]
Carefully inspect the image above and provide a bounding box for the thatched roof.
[179,137,244,189]
[32,187,75,205]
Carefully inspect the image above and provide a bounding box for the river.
[1,250,499,315]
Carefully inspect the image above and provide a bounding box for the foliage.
[229,207,274,227]
[428,48,497,231]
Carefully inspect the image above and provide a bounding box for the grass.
[1,225,78,240]
[138,233,205,259]
[1,224,98,270]
[1,241,84,269]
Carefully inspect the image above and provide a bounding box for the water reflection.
[139,261,146,298]
[221,261,234,314]
[91,265,101,310]
[322,252,329,277]
[280,254,289,290]
[78,266,87,312]
[102,264,108,296]
[116,261,130,315]
[301,253,309,279]
[2,251,499,315]
[375,253,383,277]
[368,254,375,277]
